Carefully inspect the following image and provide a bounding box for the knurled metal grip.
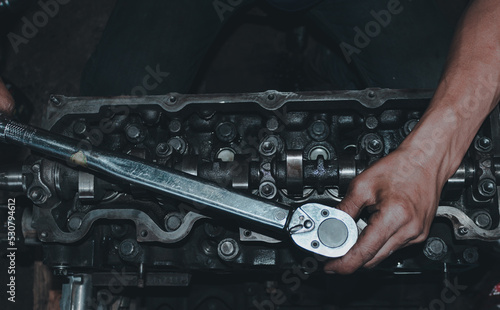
[288,203,358,258]
[0,114,36,145]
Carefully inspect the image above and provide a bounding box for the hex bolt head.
[259,140,277,156]
[215,122,237,142]
[165,214,182,231]
[218,238,239,260]
[308,120,329,141]
[473,212,492,229]
[475,136,493,152]
[423,237,448,261]
[156,142,173,158]
[259,182,277,199]
[29,187,46,203]
[478,178,496,198]
[119,239,138,257]
[367,138,383,155]
[362,133,384,155]
[125,124,146,143]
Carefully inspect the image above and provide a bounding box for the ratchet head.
[288,203,358,258]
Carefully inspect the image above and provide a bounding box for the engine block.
[2,89,500,308]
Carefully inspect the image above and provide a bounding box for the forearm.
[401,0,500,184]
[0,78,14,115]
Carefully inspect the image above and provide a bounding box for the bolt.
[29,187,46,203]
[73,121,87,135]
[50,94,61,106]
[218,238,239,260]
[165,214,182,231]
[199,109,216,120]
[125,124,146,143]
[309,120,329,141]
[220,241,235,256]
[463,247,479,264]
[478,178,496,198]
[423,237,448,261]
[40,231,48,239]
[68,216,82,231]
[260,141,276,156]
[475,136,492,152]
[458,227,469,235]
[32,164,40,172]
[119,240,136,257]
[267,94,275,101]
[215,122,237,142]
[201,239,217,256]
[365,116,378,130]
[403,119,419,136]
[367,90,375,99]
[156,142,172,158]
[259,182,276,199]
[168,119,182,133]
[366,138,383,155]
[266,117,279,131]
[168,137,187,154]
[126,124,140,139]
[168,96,177,105]
[473,212,492,229]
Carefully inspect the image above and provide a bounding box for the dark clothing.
[266,0,323,11]
[80,0,455,96]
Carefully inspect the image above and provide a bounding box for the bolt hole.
[321,210,329,217]
[140,230,148,237]
[311,241,319,248]
[244,230,252,237]
[304,220,313,229]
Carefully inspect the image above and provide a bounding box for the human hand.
[324,146,445,274]
[0,78,14,115]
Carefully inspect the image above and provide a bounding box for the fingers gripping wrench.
[0,115,358,257]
